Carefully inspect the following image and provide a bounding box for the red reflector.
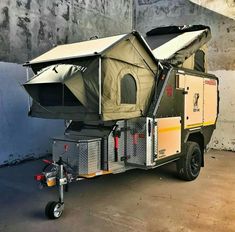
[34,174,45,181]
[114,136,119,149]
[64,144,69,151]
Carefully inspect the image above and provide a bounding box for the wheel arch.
[187,132,205,167]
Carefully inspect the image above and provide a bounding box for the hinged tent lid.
[145,25,211,65]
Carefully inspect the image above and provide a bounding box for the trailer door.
[184,75,204,129]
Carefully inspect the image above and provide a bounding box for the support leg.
[45,158,65,219]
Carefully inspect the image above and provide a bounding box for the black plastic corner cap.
[23,61,30,67]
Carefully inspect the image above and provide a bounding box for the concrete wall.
[209,70,235,150]
[134,0,235,151]
[0,62,64,165]
[0,0,133,165]
[0,0,133,63]
[190,0,235,20]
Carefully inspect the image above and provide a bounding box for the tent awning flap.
[24,61,99,111]
[25,64,83,84]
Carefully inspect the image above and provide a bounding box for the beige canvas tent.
[24,25,211,121]
[24,32,158,121]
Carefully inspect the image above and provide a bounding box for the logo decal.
[205,79,216,85]
[193,93,200,112]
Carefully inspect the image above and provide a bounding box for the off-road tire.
[177,141,202,181]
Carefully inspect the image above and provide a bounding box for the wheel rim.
[53,203,63,218]
[190,149,201,176]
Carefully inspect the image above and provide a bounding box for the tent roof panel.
[28,34,127,65]
[152,29,208,60]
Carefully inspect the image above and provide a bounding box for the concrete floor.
[0,150,234,232]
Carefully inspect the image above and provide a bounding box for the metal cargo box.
[52,135,101,175]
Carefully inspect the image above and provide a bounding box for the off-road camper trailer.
[23,25,219,219]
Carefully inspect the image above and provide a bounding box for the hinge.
[120,156,130,161]
[177,70,185,74]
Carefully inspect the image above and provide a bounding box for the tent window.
[121,74,137,104]
[194,50,205,72]
[38,83,82,106]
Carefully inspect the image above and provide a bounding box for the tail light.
[34,174,45,181]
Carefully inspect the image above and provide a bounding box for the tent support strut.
[99,57,102,116]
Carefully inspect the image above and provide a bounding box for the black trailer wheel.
[45,201,64,219]
[177,141,202,181]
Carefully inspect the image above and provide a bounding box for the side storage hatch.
[155,117,181,160]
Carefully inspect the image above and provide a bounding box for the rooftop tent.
[24,32,158,121]
[145,25,211,66]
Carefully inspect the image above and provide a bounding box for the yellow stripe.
[186,121,216,129]
[203,121,215,126]
[186,123,203,129]
[158,126,181,133]
[79,170,112,178]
